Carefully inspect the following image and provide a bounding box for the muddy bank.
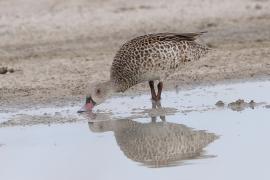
[1,80,270,127]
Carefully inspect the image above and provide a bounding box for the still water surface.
[1,81,270,180]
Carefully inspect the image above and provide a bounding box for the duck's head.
[78,81,115,112]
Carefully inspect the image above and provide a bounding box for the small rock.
[215,100,225,107]
[249,100,255,105]
[265,105,270,109]
[0,67,8,74]
[206,22,217,27]
[8,68,14,73]
[249,100,256,109]
[229,99,245,106]
[255,39,263,42]
[227,99,258,111]
[138,5,152,9]
[255,4,262,10]
[228,99,246,111]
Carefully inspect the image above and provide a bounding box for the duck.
[88,118,218,167]
[79,32,209,112]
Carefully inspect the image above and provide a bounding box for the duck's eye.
[96,89,101,95]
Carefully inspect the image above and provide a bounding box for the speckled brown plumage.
[89,119,218,167]
[110,32,209,92]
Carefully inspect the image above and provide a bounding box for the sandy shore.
[1,0,270,108]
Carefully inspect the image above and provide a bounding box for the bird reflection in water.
[88,101,219,168]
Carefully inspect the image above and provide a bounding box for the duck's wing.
[154,32,207,42]
[127,32,207,45]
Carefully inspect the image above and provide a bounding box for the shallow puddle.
[1,81,270,180]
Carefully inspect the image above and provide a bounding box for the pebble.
[215,100,225,107]
[255,4,262,10]
[0,67,8,74]
[0,67,15,74]
[265,105,270,109]
[8,68,15,73]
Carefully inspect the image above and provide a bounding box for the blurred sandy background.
[0,0,270,107]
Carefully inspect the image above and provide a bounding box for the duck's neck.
[99,80,122,100]
[106,80,119,93]
[107,79,126,93]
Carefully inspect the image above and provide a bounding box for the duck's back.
[111,33,209,92]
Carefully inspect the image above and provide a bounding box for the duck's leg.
[156,100,166,121]
[149,81,157,100]
[157,81,163,100]
[151,101,157,122]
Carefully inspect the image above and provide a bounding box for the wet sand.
[1,0,270,108]
[1,80,270,126]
